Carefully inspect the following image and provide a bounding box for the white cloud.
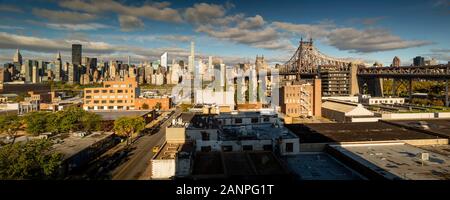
[46,23,111,31]
[273,21,335,38]
[326,28,432,53]
[118,15,144,32]
[32,8,98,23]
[274,21,432,53]
[59,0,182,23]
[0,25,24,30]
[0,4,22,13]
[238,15,265,30]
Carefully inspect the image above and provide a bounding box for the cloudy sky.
[0,0,449,66]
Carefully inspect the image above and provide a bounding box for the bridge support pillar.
[446,79,449,107]
[408,79,413,103]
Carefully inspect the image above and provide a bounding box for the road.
[111,107,182,180]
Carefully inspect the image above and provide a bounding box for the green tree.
[142,103,149,110]
[0,139,63,180]
[80,111,101,133]
[45,112,61,133]
[154,102,162,110]
[113,117,145,145]
[0,115,23,144]
[58,106,85,133]
[24,112,49,136]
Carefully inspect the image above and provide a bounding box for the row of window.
[199,143,293,152]
[86,89,134,94]
[86,106,130,110]
[372,99,403,104]
[85,99,134,104]
[85,95,133,99]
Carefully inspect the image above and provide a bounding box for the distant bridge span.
[278,39,449,106]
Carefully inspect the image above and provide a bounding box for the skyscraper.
[413,56,424,66]
[13,49,22,65]
[189,41,195,72]
[161,52,168,68]
[55,51,62,81]
[72,44,82,66]
[392,56,401,67]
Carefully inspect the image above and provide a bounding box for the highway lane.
[111,108,182,180]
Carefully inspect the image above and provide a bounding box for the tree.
[142,103,149,110]
[154,102,162,110]
[45,112,61,133]
[0,139,63,180]
[114,117,145,145]
[0,115,23,144]
[24,112,49,136]
[80,111,101,133]
[58,106,85,133]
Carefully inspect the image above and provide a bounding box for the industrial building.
[279,79,322,118]
[321,99,378,122]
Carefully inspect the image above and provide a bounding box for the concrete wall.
[166,127,186,143]
[322,108,346,122]
[151,159,175,179]
[299,143,328,152]
[381,113,435,120]
[195,139,273,152]
[350,117,381,123]
[437,112,450,118]
[186,129,219,141]
[175,157,191,178]
[280,138,300,155]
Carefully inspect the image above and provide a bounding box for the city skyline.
[0,0,449,66]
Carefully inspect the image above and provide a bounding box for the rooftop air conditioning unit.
[419,152,429,161]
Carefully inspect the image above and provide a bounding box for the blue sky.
[0,0,448,66]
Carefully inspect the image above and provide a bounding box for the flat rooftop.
[330,143,450,180]
[51,132,114,160]
[215,111,277,119]
[286,122,441,143]
[221,124,298,140]
[386,119,450,138]
[192,151,289,177]
[284,153,364,180]
[92,110,152,121]
[153,142,193,160]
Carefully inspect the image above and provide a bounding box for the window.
[86,90,92,93]
[263,117,270,122]
[251,117,259,123]
[201,146,211,152]
[201,131,210,141]
[243,145,253,151]
[110,90,114,93]
[108,106,114,109]
[102,90,107,93]
[235,118,242,124]
[285,143,293,152]
[222,145,232,152]
[118,90,123,93]
[85,100,91,104]
[94,100,99,104]
[117,100,123,103]
[109,100,115,103]
[263,145,273,151]
[85,95,91,99]
[101,100,107,104]
[94,90,99,93]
